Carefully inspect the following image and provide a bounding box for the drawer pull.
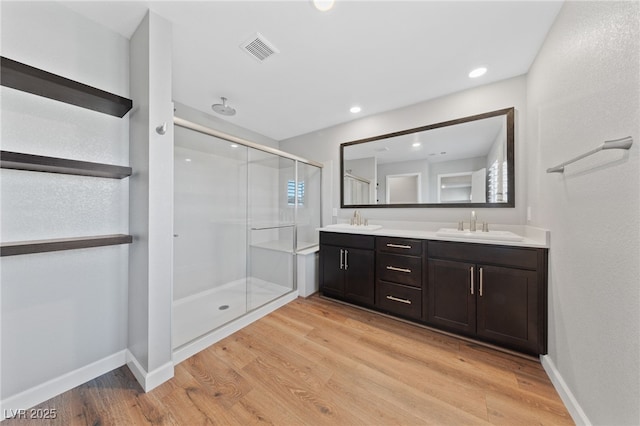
[386,243,412,249]
[386,265,412,273]
[386,295,412,305]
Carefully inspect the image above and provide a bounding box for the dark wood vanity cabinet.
[427,241,547,355]
[375,237,425,320]
[319,231,548,356]
[320,232,375,306]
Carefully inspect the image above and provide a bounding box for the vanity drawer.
[376,237,423,256]
[376,280,422,320]
[376,253,422,288]
[320,231,375,250]
[427,241,539,270]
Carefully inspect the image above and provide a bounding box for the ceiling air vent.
[240,32,279,62]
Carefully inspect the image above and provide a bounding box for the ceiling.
[61,1,563,141]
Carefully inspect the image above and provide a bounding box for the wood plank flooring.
[3,295,573,425]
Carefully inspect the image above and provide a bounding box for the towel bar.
[546,136,633,173]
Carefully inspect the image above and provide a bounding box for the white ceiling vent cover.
[240,32,279,62]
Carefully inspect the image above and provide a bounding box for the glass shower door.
[172,127,248,349]
[173,121,320,352]
[247,150,296,311]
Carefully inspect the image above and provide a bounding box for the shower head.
[211,97,236,116]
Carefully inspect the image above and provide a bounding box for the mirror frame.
[340,107,515,208]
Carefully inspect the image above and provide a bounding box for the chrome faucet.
[470,210,477,232]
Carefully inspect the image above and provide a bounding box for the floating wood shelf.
[0,56,133,118]
[1,58,134,258]
[1,150,132,179]
[1,234,133,257]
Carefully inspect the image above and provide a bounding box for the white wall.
[280,76,527,225]
[1,1,130,408]
[527,2,639,424]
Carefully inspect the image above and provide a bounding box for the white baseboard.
[125,351,174,392]
[540,354,591,425]
[1,350,127,421]
[172,291,298,365]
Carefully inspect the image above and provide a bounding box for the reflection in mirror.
[341,107,514,208]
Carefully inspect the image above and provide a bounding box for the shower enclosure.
[172,119,321,350]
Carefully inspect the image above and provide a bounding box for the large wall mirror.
[340,107,515,208]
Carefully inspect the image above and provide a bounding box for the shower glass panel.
[296,162,322,250]
[248,152,295,310]
[172,121,320,351]
[172,127,249,349]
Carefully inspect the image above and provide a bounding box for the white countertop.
[318,222,550,249]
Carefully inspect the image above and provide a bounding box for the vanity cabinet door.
[320,232,375,306]
[476,264,539,353]
[320,244,345,296]
[344,247,375,306]
[427,258,476,335]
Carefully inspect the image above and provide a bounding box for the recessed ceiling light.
[313,0,335,12]
[350,106,362,114]
[468,67,487,78]
[230,144,239,148]
[412,142,421,147]
[185,158,192,162]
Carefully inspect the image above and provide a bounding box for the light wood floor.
[4,295,573,425]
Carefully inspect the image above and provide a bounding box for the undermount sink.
[436,228,524,242]
[325,223,383,231]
